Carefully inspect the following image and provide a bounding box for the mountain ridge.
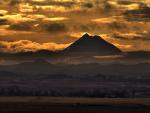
[63,33,122,56]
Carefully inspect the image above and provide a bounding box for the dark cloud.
[117,1,137,5]
[0,14,4,16]
[8,22,33,31]
[124,5,150,21]
[108,22,127,30]
[7,21,68,33]
[112,33,150,41]
[0,0,21,6]
[102,1,116,12]
[28,0,75,7]
[8,0,21,6]
[82,3,94,8]
[0,19,8,25]
[43,23,67,33]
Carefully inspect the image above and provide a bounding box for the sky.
[0,0,150,53]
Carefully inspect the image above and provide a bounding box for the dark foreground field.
[0,97,150,113]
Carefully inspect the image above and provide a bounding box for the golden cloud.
[0,14,35,23]
[32,0,45,2]
[44,17,68,21]
[0,10,8,15]
[19,3,35,13]
[0,40,71,53]
[108,0,140,10]
[0,0,149,52]
[114,43,134,50]
[91,16,123,24]
[92,17,117,24]
[26,14,46,20]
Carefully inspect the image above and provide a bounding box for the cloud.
[0,10,8,15]
[114,43,134,50]
[124,5,150,21]
[0,40,70,53]
[0,14,35,23]
[44,17,68,21]
[112,32,150,41]
[108,0,140,10]
[42,23,67,33]
[0,0,149,52]
[92,17,117,24]
[19,3,35,13]
[9,0,21,6]
[18,3,77,13]
[28,0,75,7]
[108,22,127,30]
[91,16,127,31]
[0,19,8,25]
[82,2,94,8]
[8,22,33,31]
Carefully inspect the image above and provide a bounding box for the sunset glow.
[0,0,150,53]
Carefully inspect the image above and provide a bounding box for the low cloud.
[114,43,134,51]
[112,32,150,41]
[0,40,70,53]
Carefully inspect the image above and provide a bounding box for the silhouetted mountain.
[21,59,51,66]
[0,59,150,77]
[9,59,57,74]
[63,33,122,56]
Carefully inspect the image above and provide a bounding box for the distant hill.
[0,59,150,76]
[63,33,122,56]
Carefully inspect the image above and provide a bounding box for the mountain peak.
[83,33,90,36]
[81,33,91,39]
[81,34,104,40]
[63,34,122,56]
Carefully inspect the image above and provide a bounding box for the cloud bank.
[0,0,149,52]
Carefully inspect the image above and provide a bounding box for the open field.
[0,97,150,113]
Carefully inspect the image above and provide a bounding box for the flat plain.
[0,97,150,113]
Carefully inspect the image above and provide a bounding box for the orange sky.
[0,0,150,53]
